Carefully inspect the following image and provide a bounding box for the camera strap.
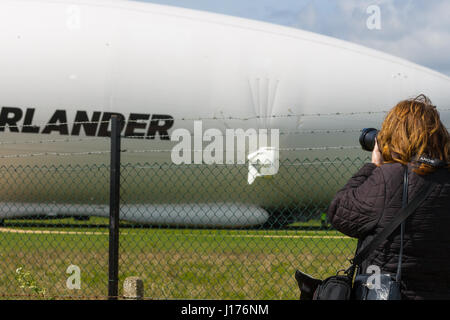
[395,165,408,282]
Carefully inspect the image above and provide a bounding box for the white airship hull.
[0,0,449,226]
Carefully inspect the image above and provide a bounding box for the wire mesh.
[0,156,370,299]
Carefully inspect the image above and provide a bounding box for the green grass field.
[0,217,357,300]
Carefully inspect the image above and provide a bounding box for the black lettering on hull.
[0,107,23,132]
[42,110,69,135]
[125,113,150,138]
[147,114,174,140]
[97,112,126,137]
[0,107,174,140]
[22,108,40,134]
[71,111,102,136]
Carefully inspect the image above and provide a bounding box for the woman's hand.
[372,140,384,166]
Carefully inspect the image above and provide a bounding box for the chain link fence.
[0,156,370,299]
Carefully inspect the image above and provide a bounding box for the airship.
[0,0,449,227]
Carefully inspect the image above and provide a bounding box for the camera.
[359,128,379,152]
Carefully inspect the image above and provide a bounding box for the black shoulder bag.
[295,166,436,300]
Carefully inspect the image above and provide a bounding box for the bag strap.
[395,166,408,281]
[350,166,436,270]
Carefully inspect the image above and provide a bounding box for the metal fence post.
[108,115,121,300]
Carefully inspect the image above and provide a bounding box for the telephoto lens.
[359,128,379,151]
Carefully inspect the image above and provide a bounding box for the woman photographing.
[327,94,450,299]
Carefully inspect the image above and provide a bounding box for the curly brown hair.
[377,94,450,175]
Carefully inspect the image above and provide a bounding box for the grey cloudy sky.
[134,0,450,76]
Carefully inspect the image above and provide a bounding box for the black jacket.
[327,162,450,300]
